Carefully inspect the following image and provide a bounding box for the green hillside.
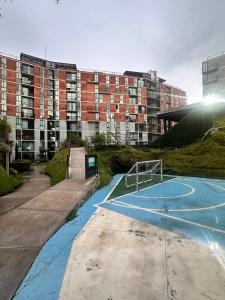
[97,129,225,186]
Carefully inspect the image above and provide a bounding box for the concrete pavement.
[0,148,99,300]
[0,165,50,215]
[59,208,225,300]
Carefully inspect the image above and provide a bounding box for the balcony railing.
[22,77,34,85]
[21,112,35,119]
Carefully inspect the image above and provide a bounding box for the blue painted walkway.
[14,175,122,300]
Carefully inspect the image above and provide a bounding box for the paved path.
[0,148,99,300]
[0,165,50,215]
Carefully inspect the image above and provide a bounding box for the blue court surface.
[14,174,225,299]
[97,175,225,250]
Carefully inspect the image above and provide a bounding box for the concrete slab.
[0,209,68,248]
[21,190,88,211]
[0,197,30,214]
[0,248,39,300]
[59,208,225,300]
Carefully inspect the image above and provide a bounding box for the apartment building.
[0,52,186,160]
[202,52,225,99]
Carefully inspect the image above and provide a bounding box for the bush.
[0,166,23,196]
[10,160,32,173]
[45,148,68,185]
[67,133,85,147]
[91,133,106,150]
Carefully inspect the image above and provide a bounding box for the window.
[67,73,76,81]
[95,84,98,93]
[66,82,76,91]
[134,78,138,87]
[129,97,137,105]
[99,94,103,103]
[129,88,137,96]
[1,69,6,78]
[2,92,6,100]
[115,84,119,93]
[120,95,124,104]
[22,87,30,96]
[116,76,119,83]
[67,102,76,111]
[110,95,114,103]
[95,73,98,82]
[22,119,28,129]
[76,72,81,80]
[40,119,45,128]
[22,97,33,107]
[106,83,110,91]
[16,117,22,126]
[202,62,208,73]
[67,92,76,101]
[138,79,144,87]
[1,104,7,112]
[2,57,7,65]
[22,64,34,75]
[48,70,54,79]
[1,80,7,91]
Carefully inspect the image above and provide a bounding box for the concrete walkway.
[0,148,99,300]
[0,165,51,215]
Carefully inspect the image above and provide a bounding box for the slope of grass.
[97,130,225,187]
[45,148,68,185]
[0,166,23,196]
[163,131,225,178]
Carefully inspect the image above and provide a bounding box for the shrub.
[45,148,68,185]
[91,133,106,150]
[0,166,23,196]
[10,159,32,173]
[67,133,85,147]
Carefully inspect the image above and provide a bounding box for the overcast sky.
[1,0,225,103]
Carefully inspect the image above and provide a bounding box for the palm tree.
[0,119,12,174]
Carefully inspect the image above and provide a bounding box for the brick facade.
[0,52,187,160]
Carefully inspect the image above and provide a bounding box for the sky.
[1,0,225,103]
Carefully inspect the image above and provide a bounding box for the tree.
[0,119,12,174]
[91,133,106,149]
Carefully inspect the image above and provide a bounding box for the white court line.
[112,180,225,213]
[107,177,176,202]
[111,199,225,235]
[130,181,195,199]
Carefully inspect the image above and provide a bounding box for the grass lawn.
[45,148,68,185]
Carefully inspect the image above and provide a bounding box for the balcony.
[21,112,35,119]
[22,76,34,86]
[66,73,76,82]
[66,105,77,112]
[67,115,78,121]
[22,65,34,76]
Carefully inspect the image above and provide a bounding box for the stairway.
[69,147,86,180]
